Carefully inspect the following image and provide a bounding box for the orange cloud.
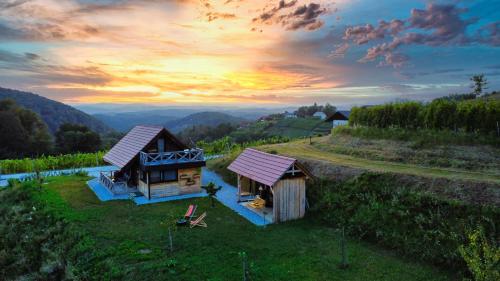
[0,0,348,105]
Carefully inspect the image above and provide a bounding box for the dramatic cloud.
[253,0,298,23]
[0,0,497,105]
[337,3,495,68]
[476,21,500,46]
[252,1,328,31]
[206,12,237,22]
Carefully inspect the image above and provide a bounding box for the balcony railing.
[99,171,134,195]
[139,149,204,166]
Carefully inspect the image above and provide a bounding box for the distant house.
[312,111,327,120]
[325,110,350,128]
[102,125,206,199]
[228,148,312,223]
[284,112,297,119]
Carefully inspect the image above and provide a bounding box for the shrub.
[307,173,500,271]
[349,99,500,134]
[459,228,500,281]
[0,181,114,280]
[0,151,106,174]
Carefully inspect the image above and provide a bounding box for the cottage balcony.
[139,148,205,167]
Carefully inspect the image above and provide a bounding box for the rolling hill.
[0,87,113,134]
[93,111,178,132]
[94,111,247,133]
[164,111,247,133]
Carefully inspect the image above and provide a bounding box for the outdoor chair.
[177,204,197,226]
[190,212,207,228]
[248,197,265,209]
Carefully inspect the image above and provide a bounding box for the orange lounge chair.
[177,204,197,226]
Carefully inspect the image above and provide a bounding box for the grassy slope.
[263,117,331,138]
[261,137,500,184]
[40,175,451,281]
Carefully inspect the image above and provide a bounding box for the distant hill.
[94,111,178,132]
[0,87,113,134]
[164,112,246,133]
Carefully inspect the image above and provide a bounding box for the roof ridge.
[245,148,296,162]
[134,124,164,128]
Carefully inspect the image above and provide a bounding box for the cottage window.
[150,170,161,183]
[162,169,178,182]
[149,169,177,183]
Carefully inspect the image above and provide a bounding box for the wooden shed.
[228,148,312,223]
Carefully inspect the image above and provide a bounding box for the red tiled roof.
[103,125,164,169]
[227,148,297,186]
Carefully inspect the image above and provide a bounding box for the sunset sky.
[0,0,499,106]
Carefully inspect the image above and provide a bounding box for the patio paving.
[202,168,273,226]
[1,164,271,226]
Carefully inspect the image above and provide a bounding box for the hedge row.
[349,99,500,134]
[0,151,106,174]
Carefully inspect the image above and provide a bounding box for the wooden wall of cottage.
[273,177,306,223]
[139,167,202,198]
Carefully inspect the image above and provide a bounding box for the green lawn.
[36,175,453,281]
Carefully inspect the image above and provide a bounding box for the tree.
[55,123,101,153]
[323,103,337,117]
[0,112,28,158]
[471,74,488,96]
[0,99,52,159]
[201,182,222,207]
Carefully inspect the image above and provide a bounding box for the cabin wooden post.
[147,171,151,200]
[237,174,242,202]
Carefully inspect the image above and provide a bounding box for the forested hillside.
[0,87,113,134]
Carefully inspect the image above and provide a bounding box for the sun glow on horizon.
[1,0,496,105]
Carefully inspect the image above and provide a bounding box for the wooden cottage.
[102,125,205,199]
[325,110,350,128]
[228,148,312,223]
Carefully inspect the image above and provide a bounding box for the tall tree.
[471,74,488,96]
[323,103,337,117]
[55,123,101,153]
[0,99,52,159]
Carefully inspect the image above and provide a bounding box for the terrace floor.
[85,167,272,226]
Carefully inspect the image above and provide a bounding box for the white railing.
[99,172,128,194]
[139,149,204,166]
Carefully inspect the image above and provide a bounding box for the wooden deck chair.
[190,212,207,228]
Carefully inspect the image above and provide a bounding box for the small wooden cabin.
[102,125,205,199]
[228,148,312,223]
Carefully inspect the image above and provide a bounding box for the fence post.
[168,227,173,253]
[339,226,349,269]
[242,253,247,281]
[497,121,499,137]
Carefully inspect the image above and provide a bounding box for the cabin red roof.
[103,125,185,169]
[227,148,298,187]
